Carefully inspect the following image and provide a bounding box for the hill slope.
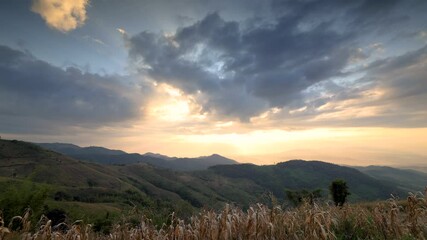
[354,166,427,192]
[0,140,122,188]
[0,139,261,222]
[209,160,404,201]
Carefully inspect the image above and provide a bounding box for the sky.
[0,0,427,166]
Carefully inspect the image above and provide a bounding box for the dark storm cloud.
[128,0,427,124]
[129,12,354,120]
[360,46,427,126]
[129,15,270,120]
[271,0,402,31]
[0,45,149,133]
[273,45,427,128]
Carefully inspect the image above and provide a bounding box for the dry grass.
[1,191,426,240]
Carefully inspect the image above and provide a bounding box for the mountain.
[354,165,427,192]
[198,153,239,165]
[38,143,126,155]
[142,152,237,165]
[34,142,407,201]
[1,139,260,220]
[142,152,174,160]
[0,138,411,225]
[36,143,238,171]
[140,153,240,171]
[209,160,405,201]
[0,140,122,188]
[398,165,427,174]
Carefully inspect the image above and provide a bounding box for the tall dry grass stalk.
[1,192,426,240]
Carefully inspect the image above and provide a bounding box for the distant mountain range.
[37,143,238,171]
[35,142,427,197]
[1,139,425,222]
[354,165,427,193]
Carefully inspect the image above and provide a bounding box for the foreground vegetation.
[1,192,426,240]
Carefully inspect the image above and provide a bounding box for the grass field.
[1,192,426,240]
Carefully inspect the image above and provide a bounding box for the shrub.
[330,179,350,206]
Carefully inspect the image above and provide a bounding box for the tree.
[329,179,350,206]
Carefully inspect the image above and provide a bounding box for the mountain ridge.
[2,139,423,206]
[36,142,238,171]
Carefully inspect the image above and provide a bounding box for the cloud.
[117,28,127,36]
[0,45,151,134]
[127,0,427,126]
[267,45,427,128]
[31,0,89,32]
[83,35,107,46]
[359,46,427,126]
[128,11,354,121]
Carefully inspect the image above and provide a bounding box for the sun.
[147,83,194,122]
